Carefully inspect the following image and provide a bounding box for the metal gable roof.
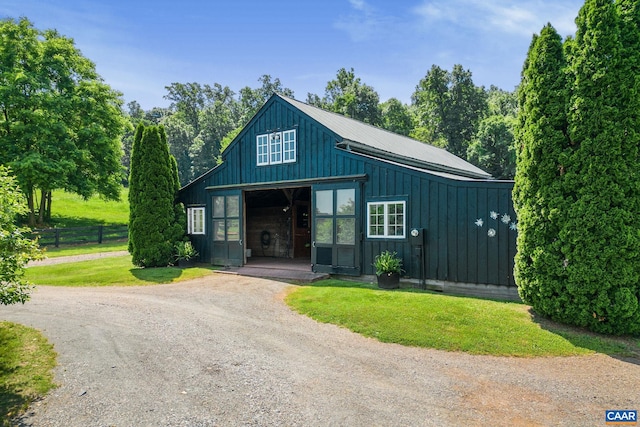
[277,94,492,180]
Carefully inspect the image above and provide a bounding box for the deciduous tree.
[308,68,381,125]
[380,98,413,136]
[411,64,487,157]
[0,18,126,226]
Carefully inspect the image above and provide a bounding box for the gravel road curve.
[3,273,639,426]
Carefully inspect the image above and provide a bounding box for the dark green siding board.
[438,183,448,280]
[486,188,500,285]
[467,187,479,283]
[497,188,509,285]
[447,185,458,282]
[476,186,488,284]
[456,187,468,283]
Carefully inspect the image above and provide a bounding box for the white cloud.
[412,0,580,38]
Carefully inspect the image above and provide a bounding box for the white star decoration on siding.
[474,211,517,237]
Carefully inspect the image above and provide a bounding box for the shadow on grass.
[129,266,184,283]
[0,386,29,427]
[297,279,640,362]
[528,308,640,364]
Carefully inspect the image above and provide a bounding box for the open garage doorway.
[244,187,311,265]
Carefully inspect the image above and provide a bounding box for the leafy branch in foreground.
[0,166,42,305]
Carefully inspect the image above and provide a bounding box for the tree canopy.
[307,68,382,125]
[0,17,126,226]
[130,68,516,186]
[158,75,294,186]
[411,64,488,158]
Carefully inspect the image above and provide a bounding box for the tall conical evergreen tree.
[513,24,571,317]
[164,127,186,246]
[561,0,640,334]
[515,0,640,335]
[128,123,144,253]
[128,124,184,267]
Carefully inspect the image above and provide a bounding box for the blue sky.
[2,0,584,110]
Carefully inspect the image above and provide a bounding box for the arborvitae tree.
[128,124,184,267]
[517,1,640,335]
[513,25,571,321]
[128,124,144,253]
[560,0,640,334]
[165,128,186,246]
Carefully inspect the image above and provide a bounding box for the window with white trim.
[367,201,406,238]
[187,207,205,235]
[256,130,296,166]
[270,134,282,163]
[282,129,296,163]
[257,134,269,165]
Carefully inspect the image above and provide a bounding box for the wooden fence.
[31,225,128,247]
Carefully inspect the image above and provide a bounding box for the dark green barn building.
[178,94,518,299]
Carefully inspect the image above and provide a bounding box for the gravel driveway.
[3,273,639,426]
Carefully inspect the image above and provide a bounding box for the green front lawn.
[286,279,639,357]
[25,255,216,287]
[0,322,56,425]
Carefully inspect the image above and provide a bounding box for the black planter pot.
[178,259,195,268]
[377,272,400,289]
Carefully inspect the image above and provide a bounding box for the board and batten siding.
[352,150,517,288]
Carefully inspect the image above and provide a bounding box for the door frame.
[311,183,361,275]
[210,190,244,267]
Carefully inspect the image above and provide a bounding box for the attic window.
[257,130,296,166]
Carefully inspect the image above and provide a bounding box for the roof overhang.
[336,139,492,180]
[205,174,368,191]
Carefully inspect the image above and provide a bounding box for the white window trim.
[282,129,296,163]
[187,207,205,235]
[257,134,269,166]
[366,201,406,239]
[256,130,296,166]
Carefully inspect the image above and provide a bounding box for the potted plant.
[373,250,403,289]
[175,240,198,267]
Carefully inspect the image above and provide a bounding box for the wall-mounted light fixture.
[271,132,281,142]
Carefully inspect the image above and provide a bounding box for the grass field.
[42,241,129,258]
[286,279,640,358]
[0,322,57,425]
[25,255,216,287]
[47,188,129,227]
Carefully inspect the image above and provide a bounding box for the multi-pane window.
[367,201,406,238]
[256,130,296,166]
[212,195,240,241]
[282,130,296,163]
[270,134,282,164]
[257,134,269,165]
[187,207,205,235]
